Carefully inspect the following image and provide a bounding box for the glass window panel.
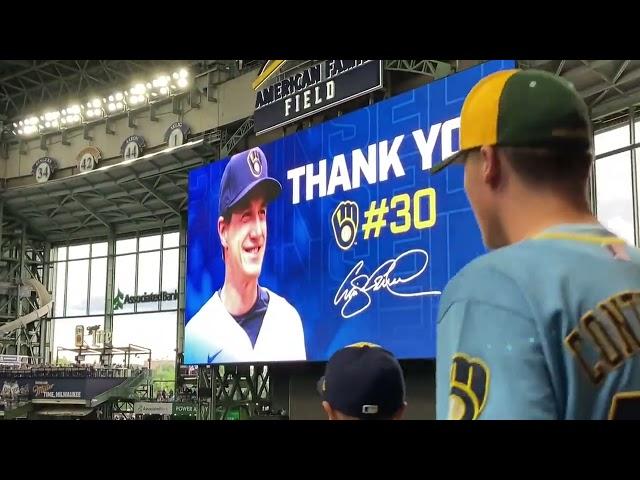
[90,258,107,315]
[163,232,179,248]
[57,246,67,261]
[68,244,90,260]
[596,151,635,245]
[116,238,137,255]
[139,235,161,252]
[594,124,630,156]
[54,262,66,317]
[114,254,136,313]
[52,317,103,364]
[161,249,178,310]
[65,260,89,316]
[137,251,160,312]
[92,242,108,257]
[112,312,177,392]
[112,312,177,364]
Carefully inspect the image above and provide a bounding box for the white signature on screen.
[334,248,441,319]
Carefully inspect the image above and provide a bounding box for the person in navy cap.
[317,342,407,420]
[185,147,306,364]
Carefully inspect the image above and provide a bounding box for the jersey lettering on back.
[565,291,640,384]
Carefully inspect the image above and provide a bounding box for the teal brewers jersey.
[436,224,640,420]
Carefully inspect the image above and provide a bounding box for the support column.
[630,109,639,246]
[40,243,51,363]
[17,225,26,317]
[176,214,187,377]
[104,233,116,366]
[16,225,26,355]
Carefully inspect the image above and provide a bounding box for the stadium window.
[163,232,179,248]
[68,243,90,260]
[89,257,107,315]
[91,242,108,258]
[114,254,136,314]
[161,248,178,311]
[138,234,161,252]
[137,251,161,312]
[594,124,635,245]
[65,259,90,316]
[595,123,630,155]
[54,258,67,317]
[111,311,177,390]
[52,317,103,363]
[116,237,137,254]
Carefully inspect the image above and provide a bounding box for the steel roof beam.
[71,195,112,231]
[135,179,180,217]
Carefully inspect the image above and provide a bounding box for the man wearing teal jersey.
[432,68,640,420]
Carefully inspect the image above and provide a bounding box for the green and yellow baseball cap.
[431,68,592,174]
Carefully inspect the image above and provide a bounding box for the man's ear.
[479,145,502,189]
[322,401,337,420]
[392,401,408,420]
[218,216,228,250]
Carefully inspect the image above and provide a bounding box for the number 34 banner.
[187,60,516,362]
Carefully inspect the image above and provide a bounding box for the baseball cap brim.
[223,177,282,215]
[429,149,467,174]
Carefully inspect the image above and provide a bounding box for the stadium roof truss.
[520,60,640,126]
[1,138,214,243]
[0,60,242,123]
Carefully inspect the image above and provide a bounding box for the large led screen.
[185,60,516,364]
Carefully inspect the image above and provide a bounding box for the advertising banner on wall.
[0,377,125,400]
[186,60,517,365]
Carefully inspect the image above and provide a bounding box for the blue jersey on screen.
[436,224,640,420]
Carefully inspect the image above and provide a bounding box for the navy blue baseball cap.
[317,342,406,419]
[218,147,282,217]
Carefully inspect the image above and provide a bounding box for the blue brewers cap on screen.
[218,147,282,217]
[317,342,406,419]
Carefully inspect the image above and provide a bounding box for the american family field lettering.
[287,117,460,204]
[259,60,369,118]
[284,82,335,117]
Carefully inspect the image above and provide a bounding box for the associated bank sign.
[113,288,178,311]
[134,402,173,415]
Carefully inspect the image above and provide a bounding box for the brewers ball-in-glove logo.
[448,353,490,420]
[247,149,263,177]
[332,201,359,251]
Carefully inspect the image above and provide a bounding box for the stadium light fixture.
[61,105,82,127]
[126,83,148,107]
[12,67,192,137]
[105,91,126,114]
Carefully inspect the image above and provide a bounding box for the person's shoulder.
[626,244,640,263]
[262,287,301,320]
[440,243,535,316]
[186,293,221,331]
